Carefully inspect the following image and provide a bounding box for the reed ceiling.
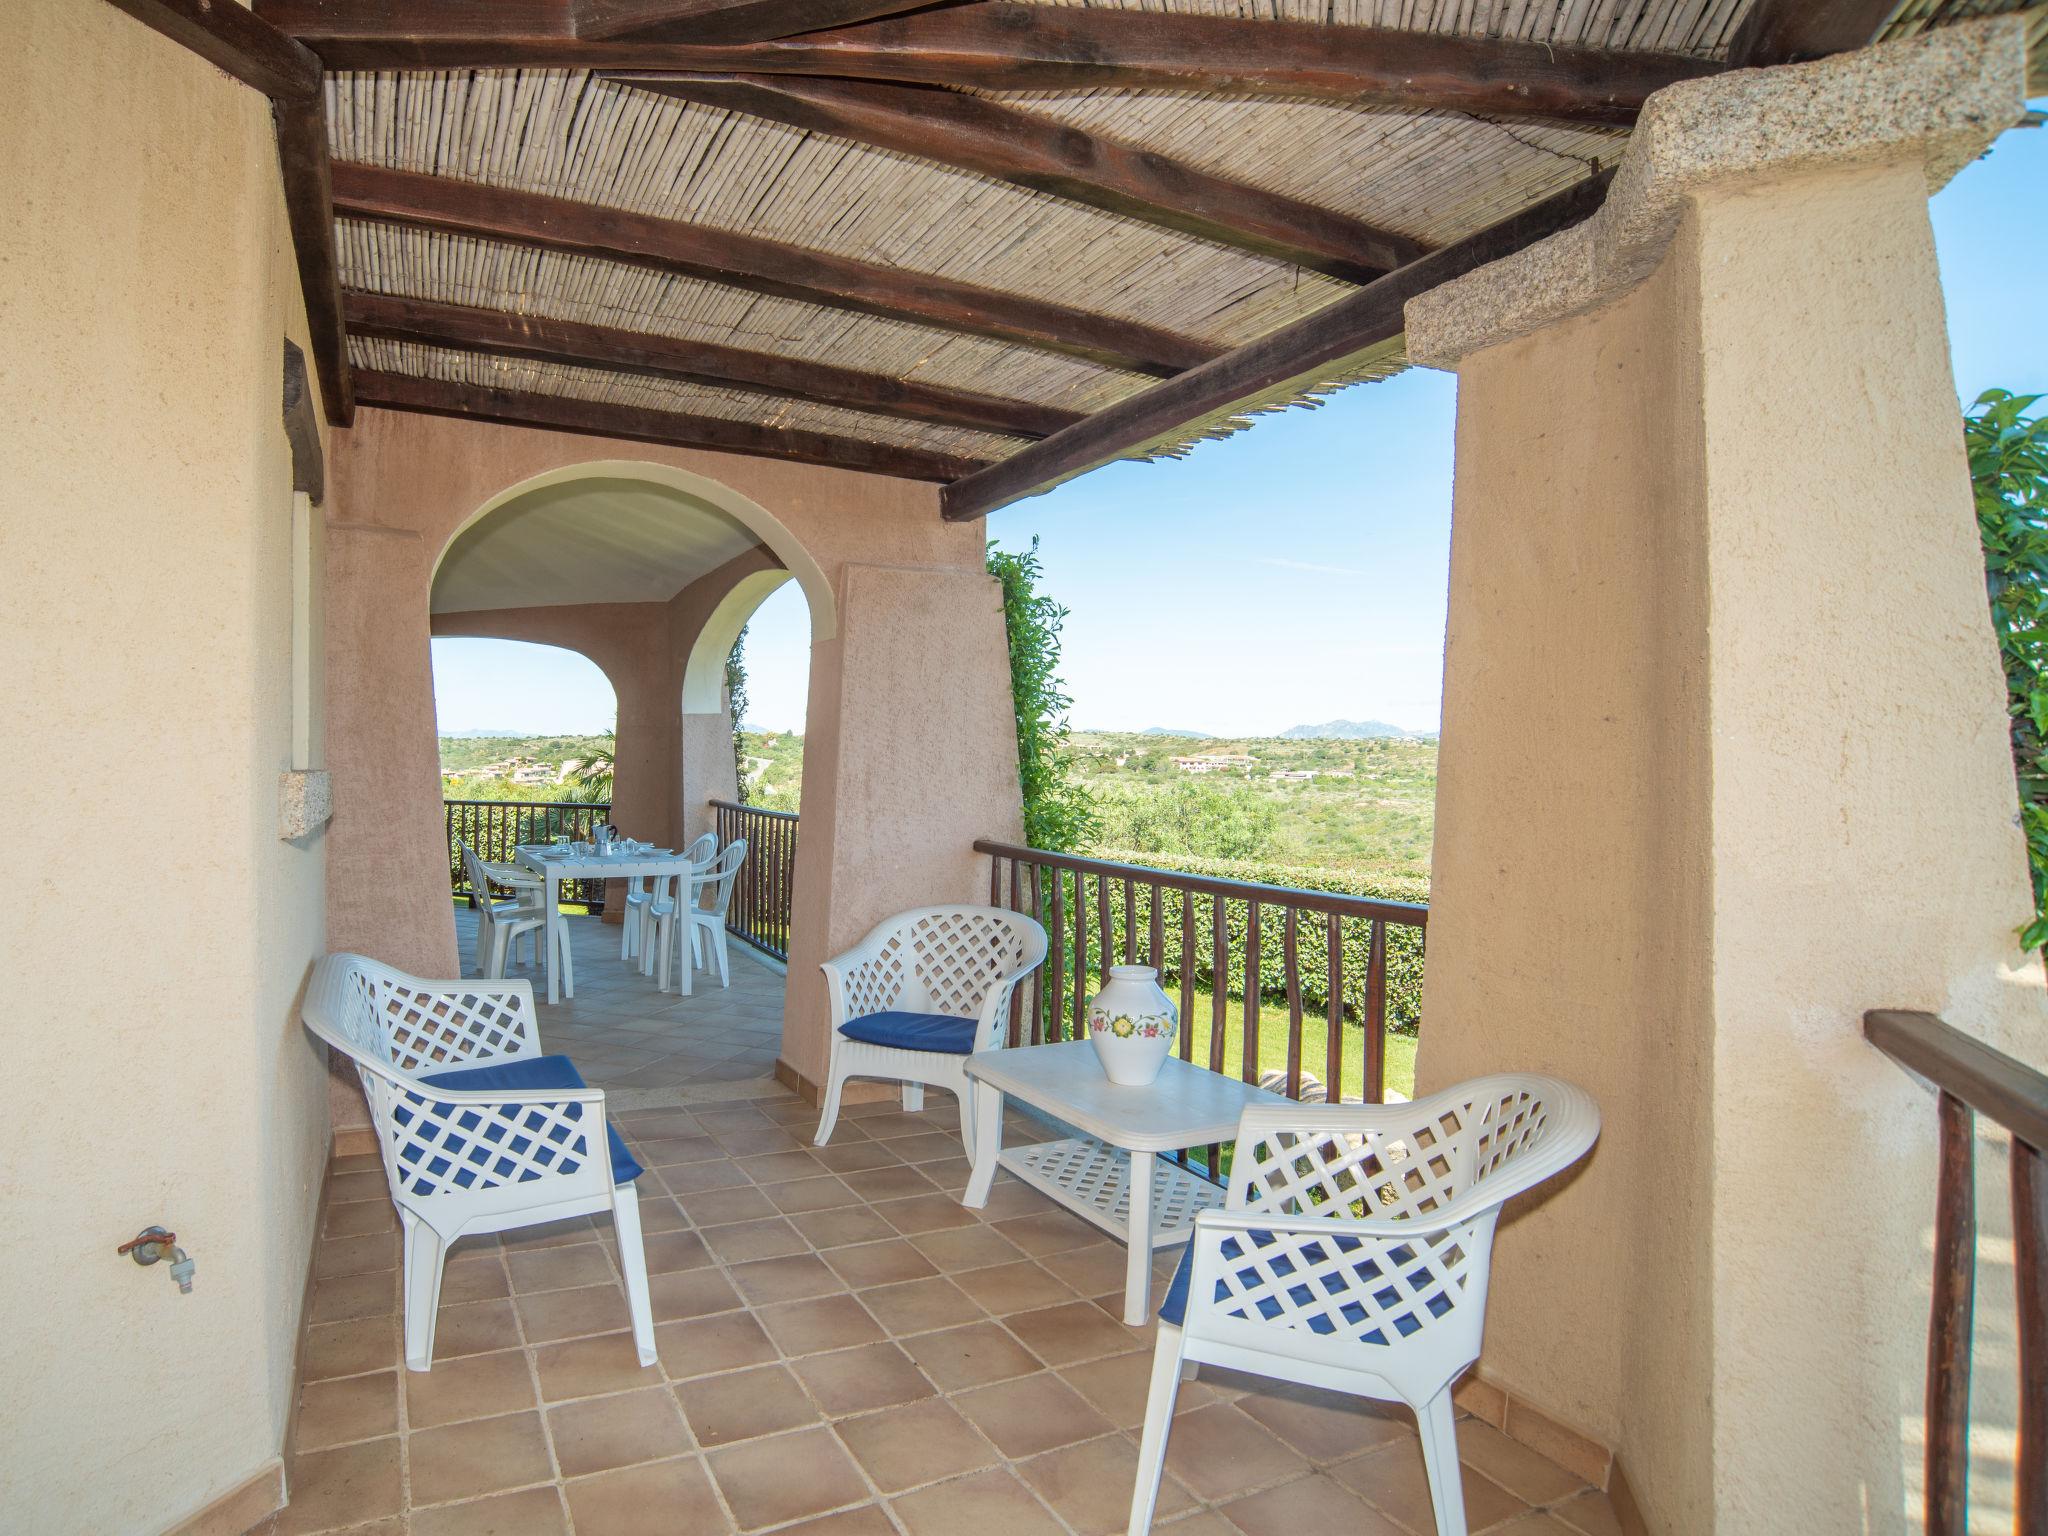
[240,0,2039,518]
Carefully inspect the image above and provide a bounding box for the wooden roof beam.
[332,162,1215,378]
[611,75,1428,284]
[941,172,1614,522]
[578,0,940,45]
[265,2,1725,126]
[345,291,1079,439]
[1728,0,1904,67]
[252,0,940,49]
[354,370,991,481]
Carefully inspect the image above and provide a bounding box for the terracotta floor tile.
[888,1467,1067,1536]
[951,1261,1076,1317]
[638,1228,712,1274]
[661,1161,750,1196]
[876,1193,982,1235]
[648,1266,744,1323]
[324,1201,399,1238]
[1002,1302,1140,1367]
[790,1341,934,1416]
[532,1332,662,1402]
[513,1282,631,1344]
[900,1322,1044,1392]
[315,1233,401,1280]
[769,1507,897,1536]
[712,1125,808,1157]
[432,1300,524,1361]
[840,1166,941,1204]
[727,1253,846,1305]
[811,1141,906,1174]
[547,1385,694,1477]
[295,1371,399,1451]
[680,1186,782,1227]
[564,1455,734,1536]
[788,1206,898,1250]
[507,1243,616,1295]
[1156,1513,1237,1534]
[1159,1403,1310,1504]
[404,1349,537,1430]
[1233,1383,1413,1465]
[1333,1439,1530,1535]
[500,1217,596,1251]
[310,1269,401,1324]
[822,1242,939,1291]
[275,1438,403,1535]
[326,1171,389,1204]
[858,1276,984,1336]
[408,1410,553,1506]
[907,1225,1028,1273]
[1218,1472,1407,1536]
[701,1218,812,1265]
[741,1149,828,1183]
[676,1363,823,1446]
[1548,1490,1627,1536]
[1038,1242,1138,1298]
[1456,1421,1589,1506]
[953,1371,1114,1459]
[631,1134,724,1167]
[764,1175,863,1215]
[992,1210,1103,1257]
[410,1485,568,1536]
[706,1426,871,1531]
[302,1317,403,1383]
[831,1398,1000,1494]
[1493,1515,1588,1536]
[655,1311,779,1379]
[439,1258,512,1307]
[756,1294,886,1357]
[1015,1432,1196,1536]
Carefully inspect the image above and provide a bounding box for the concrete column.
[778,563,1026,1091]
[1404,22,2037,1534]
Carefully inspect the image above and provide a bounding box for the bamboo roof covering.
[229,0,2040,512]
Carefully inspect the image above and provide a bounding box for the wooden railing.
[445,799,612,911]
[1865,1009,2048,1536]
[712,798,798,961]
[976,841,1427,1172]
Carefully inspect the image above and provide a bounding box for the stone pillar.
[778,563,1026,1092]
[1404,22,2038,1534]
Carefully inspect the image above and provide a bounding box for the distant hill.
[1279,719,1421,740]
[1137,726,1212,738]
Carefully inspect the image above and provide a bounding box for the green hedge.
[1028,848,1427,1037]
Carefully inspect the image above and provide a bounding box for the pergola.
[103,0,2043,523]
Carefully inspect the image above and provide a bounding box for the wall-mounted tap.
[117,1227,195,1293]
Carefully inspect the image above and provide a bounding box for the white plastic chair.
[481,855,543,968]
[649,839,745,995]
[636,834,716,980]
[1127,1075,1600,1536]
[460,843,544,980]
[301,953,660,1372]
[814,906,1048,1151]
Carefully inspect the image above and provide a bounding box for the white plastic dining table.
[513,845,699,1005]
[961,1041,1290,1324]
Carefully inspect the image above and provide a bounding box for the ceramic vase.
[1086,965,1178,1086]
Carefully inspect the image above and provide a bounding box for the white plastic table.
[962,1041,1289,1324]
[513,845,698,1005]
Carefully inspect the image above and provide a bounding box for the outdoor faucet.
[118,1226,196,1294]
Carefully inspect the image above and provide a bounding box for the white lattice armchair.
[1128,1074,1600,1536]
[302,953,658,1373]
[814,905,1047,1150]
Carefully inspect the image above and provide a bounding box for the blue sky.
[433,112,2047,738]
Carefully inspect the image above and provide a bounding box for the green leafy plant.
[726,624,750,806]
[988,538,1096,851]
[1968,389,2048,949]
[564,742,615,805]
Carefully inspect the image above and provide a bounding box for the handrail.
[973,839,1429,927]
[1865,1008,2047,1536]
[445,798,612,911]
[709,796,797,824]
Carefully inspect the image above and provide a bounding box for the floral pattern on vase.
[1087,965,1179,1086]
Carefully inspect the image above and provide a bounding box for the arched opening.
[429,464,829,1094]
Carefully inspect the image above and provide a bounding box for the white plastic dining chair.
[651,839,746,995]
[460,843,544,980]
[635,834,715,979]
[1126,1075,1600,1536]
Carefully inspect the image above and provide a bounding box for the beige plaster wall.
[1421,157,2045,1534]
[1420,240,1715,1530]
[0,1,332,1529]
[324,412,1020,1103]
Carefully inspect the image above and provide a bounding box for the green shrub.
[988,539,1095,851]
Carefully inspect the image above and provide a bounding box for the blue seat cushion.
[837,1010,979,1054]
[1158,1230,1455,1344]
[410,1054,642,1187]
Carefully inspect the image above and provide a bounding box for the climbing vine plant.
[727,624,750,806]
[1969,389,2048,949]
[988,538,1095,851]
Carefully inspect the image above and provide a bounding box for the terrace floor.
[276,1084,1630,1536]
[453,908,787,1100]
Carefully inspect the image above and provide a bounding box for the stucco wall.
[324,411,1020,1106]
[1421,157,2046,1534]
[0,1,331,1530]
[1421,235,1716,1530]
